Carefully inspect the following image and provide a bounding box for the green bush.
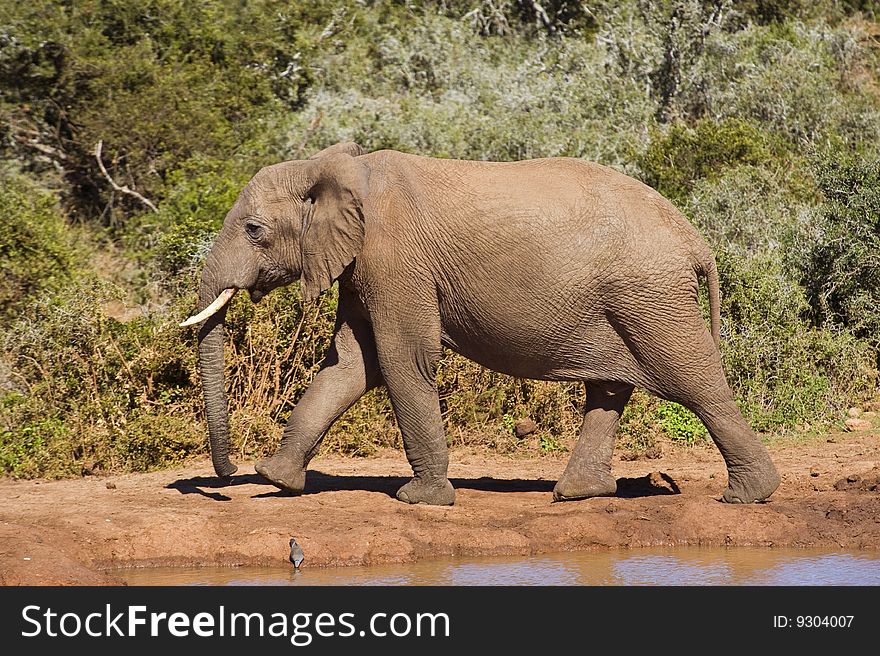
[148,155,256,278]
[0,171,77,322]
[116,411,203,472]
[685,163,815,255]
[698,21,880,149]
[282,14,654,168]
[653,401,709,445]
[0,275,215,477]
[638,118,781,205]
[717,251,876,431]
[799,153,880,350]
[0,0,321,223]
[439,0,598,36]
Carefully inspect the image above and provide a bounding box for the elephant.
[181,141,780,506]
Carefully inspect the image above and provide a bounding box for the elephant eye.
[244,221,264,240]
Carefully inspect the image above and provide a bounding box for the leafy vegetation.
[1,0,878,477]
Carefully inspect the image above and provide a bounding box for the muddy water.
[118,547,880,586]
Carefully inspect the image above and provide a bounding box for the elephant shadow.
[166,470,679,501]
[165,473,267,501]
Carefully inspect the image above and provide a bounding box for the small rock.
[648,471,678,493]
[835,474,862,491]
[105,481,116,490]
[514,418,538,438]
[810,468,820,478]
[619,445,661,461]
[844,418,872,432]
[847,407,863,418]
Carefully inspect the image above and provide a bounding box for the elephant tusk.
[180,288,237,327]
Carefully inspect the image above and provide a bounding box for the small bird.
[289,538,305,570]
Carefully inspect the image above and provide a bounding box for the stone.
[514,418,538,438]
[648,471,678,493]
[844,418,872,432]
[847,407,862,418]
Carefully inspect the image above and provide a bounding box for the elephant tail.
[696,255,721,349]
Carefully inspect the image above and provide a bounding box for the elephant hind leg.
[553,381,634,501]
[690,396,780,503]
[616,309,780,503]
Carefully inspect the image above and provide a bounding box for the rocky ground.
[1,429,878,585]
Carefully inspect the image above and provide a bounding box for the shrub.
[638,118,781,205]
[439,0,598,36]
[717,250,876,431]
[148,155,257,277]
[0,0,314,223]
[0,171,77,323]
[653,401,709,445]
[685,163,816,255]
[697,21,880,149]
[0,276,206,477]
[282,14,655,169]
[799,153,880,351]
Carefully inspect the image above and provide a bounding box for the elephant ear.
[299,152,370,301]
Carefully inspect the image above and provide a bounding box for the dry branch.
[94,140,159,214]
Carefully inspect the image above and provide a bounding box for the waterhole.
[117,547,880,586]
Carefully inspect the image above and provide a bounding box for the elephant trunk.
[197,279,238,478]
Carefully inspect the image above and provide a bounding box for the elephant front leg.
[553,381,634,501]
[375,329,455,506]
[255,302,381,493]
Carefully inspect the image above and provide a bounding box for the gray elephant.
[181,141,780,506]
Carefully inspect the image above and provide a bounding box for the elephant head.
[180,142,370,477]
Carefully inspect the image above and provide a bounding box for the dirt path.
[1,431,879,585]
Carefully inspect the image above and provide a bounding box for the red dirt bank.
[1,431,878,585]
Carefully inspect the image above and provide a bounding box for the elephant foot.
[721,462,781,503]
[552,470,617,502]
[396,478,455,506]
[255,455,307,494]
